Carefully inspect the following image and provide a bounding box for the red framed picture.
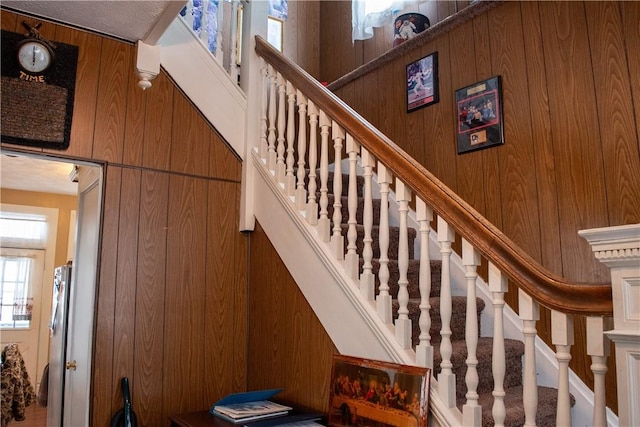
[327,354,431,427]
[456,75,504,154]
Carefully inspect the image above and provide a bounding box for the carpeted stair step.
[325,193,382,226]
[473,384,574,427]
[339,223,417,260]
[433,337,525,398]
[392,296,481,346]
[367,259,442,299]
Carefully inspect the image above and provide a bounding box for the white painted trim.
[159,16,247,159]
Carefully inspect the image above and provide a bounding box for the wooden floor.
[16,403,47,427]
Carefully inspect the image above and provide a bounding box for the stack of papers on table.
[210,389,292,424]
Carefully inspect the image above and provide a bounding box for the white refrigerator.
[47,262,72,427]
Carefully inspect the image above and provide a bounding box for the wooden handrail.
[255,36,612,316]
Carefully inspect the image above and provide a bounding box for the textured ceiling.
[1,0,184,42]
[1,153,78,196]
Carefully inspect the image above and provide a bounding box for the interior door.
[62,166,102,427]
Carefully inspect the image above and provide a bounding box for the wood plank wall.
[311,0,640,412]
[1,10,247,426]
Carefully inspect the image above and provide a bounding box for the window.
[352,0,405,42]
[0,211,48,330]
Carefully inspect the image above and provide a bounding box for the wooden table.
[170,408,326,427]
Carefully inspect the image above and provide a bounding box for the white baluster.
[415,198,433,369]
[519,290,539,427]
[359,148,375,301]
[199,0,210,50]
[437,216,456,408]
[276,72,286,183]
[376,163,392,324]
[395,179,412,349]
[295,90,308,210]
[552,310,574,427]
[306,100,319,225]
[215,0,224,63]
[317,111,330,242]
[258,58,268,160]
[267,65,277,171]
[229,0,240,83]
[489,262,507,427]
[285,81,296,196]
[330,122,344,260]
[344,134,360,279]
[586,316,612,427]
[462,239,481,427]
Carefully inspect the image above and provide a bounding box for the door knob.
[66,360,77,370]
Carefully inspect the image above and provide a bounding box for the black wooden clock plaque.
[1,29,79,150]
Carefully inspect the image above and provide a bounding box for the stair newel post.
[345,134,360,280]
[259,58,269,160]
[359,148,375,301]
[518,290,540,427]
[462,239,482,427]
[276,72,286,183]
[395,179,412,349]
[285,81,297,196]
[437,216,456,407]
[488,262,508,427]
[318,110,331,242]
[306,100,319,225]
[295,90,308,210]
[415,198,433,369]
[330,122,345,260]
[551,310,574,427]
[586,316,612,427]
[267,65,277,171]
[376,163,393,324]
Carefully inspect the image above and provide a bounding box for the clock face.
[17,40,52,73]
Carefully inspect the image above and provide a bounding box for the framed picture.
[455,75,504,154]
[267,16,284,52]
[327,354,431,427]
[406,51,439,112]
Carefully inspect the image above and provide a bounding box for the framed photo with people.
[327,354,431,427]
[406,51,439,112]
[455,75,504,154]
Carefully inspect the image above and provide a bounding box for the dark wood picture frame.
[406,51,439,112]
[455,75,504,154]
[328,354,431,427]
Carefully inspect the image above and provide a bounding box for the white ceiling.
[1,0,185,43]
[1,153,79,196]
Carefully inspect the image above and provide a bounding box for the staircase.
[326,171,571,427]
[158,5,639,425]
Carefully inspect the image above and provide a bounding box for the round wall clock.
[17,38,54,73]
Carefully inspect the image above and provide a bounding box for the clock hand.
[32,46,36,66]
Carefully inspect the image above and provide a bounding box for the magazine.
[212,400,292,424]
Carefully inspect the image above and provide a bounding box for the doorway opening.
[0,149,103,427]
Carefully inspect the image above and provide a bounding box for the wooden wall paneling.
[204,180,245,404]
[230,188,248,393]
[1,9,17,30]
[209,130,242,181]
[448,21,486,216]
[487,3,540,258]
[622,2,640,156]
[163,175,209,417]
[92,38,132,163]
[134,170,170,427]
[296,1,320,79]
[538,1,609,283]
[361,70,380,130]
[377,62,396,139]
[92,166,122,425]
[422,35,457,190]
[122,46,148,167]
[519,2,563,278]
[285,0,298,67]
[248,222,288,393]
[472,11,502,230]
[436,1,457,24]
[142,71,174,171]
[49,25,102,159]
[391,57,408,163]
[112,167,141,410]
[170,91,209,176]
[585,2,640,226]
